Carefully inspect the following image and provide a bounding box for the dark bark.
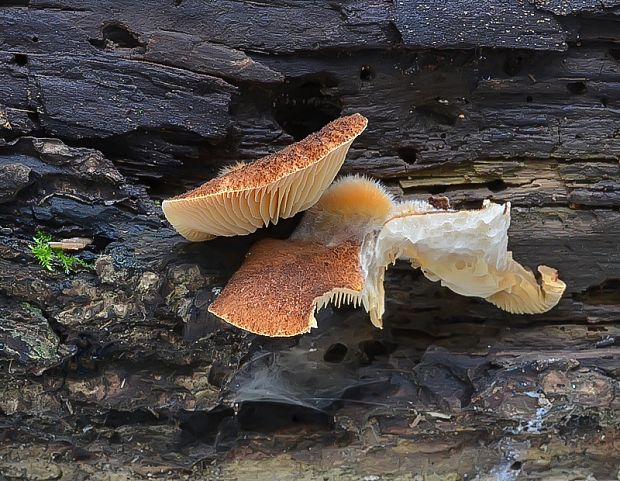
[1,1,619,479]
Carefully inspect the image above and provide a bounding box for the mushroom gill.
[161,113,368,242]
[485,264,566,314]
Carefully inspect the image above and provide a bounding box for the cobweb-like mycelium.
[208,175,566,337]
[161,113,368,241]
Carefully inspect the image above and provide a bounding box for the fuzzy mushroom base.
[209,176,566,337]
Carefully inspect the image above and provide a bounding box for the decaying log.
[1,1,619,479]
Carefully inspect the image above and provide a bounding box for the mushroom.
[208,175,393,336]
[208,239,364,336]
[290,174,394,245]
[161,113,368,241]
[208,176,566,337]
[367,199,567,326]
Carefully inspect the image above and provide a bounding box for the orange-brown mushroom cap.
[208,238,364,337]
[162,113,368,241]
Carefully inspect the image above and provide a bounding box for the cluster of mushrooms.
[162,114,566,337]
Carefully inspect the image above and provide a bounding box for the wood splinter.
[48,237,93,251]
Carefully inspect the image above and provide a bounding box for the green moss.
[30,231,54,270]
[29,230,92,274]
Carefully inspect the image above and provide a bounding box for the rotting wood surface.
[0,1,619,480]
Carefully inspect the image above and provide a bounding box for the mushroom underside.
[162,144,351,241]
[162,113,369,242]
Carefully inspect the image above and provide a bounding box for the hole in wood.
[458,199,485,209]
[559,414,599,436]
[26,110,39,125]
[324,343,348,363]
[179,408,235,440]
[566,81,586,95]
[359,340,392,362]
[503,52,523,76]
[272,76,343,140]
[427,185,447,194]
[89,23,145,50]
[486,179,507,192]
[31,36,39,43]
[102,408,161,428]
[526,96,533,103]
[12,53,28,66]
[416,104,458,126]
[601,97,609,107]
[609,48,620,62]
[511,461,522,470]
[237,402,332,433]
[576,278,620,304]
[397,146,418,164]
[360,65,375,81]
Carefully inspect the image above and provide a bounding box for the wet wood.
[1,1,619,480]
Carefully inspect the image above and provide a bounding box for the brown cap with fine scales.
[208,238,365,337]
[162,113,368,241]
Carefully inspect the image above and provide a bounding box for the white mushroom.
[366,199,566,327]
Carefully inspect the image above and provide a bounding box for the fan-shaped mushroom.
[161,113,368,241]
[367,199,567,327]
[208,239,364,336]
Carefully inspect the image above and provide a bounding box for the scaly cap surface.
[162,114,368,241]
[208,238,364,337]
